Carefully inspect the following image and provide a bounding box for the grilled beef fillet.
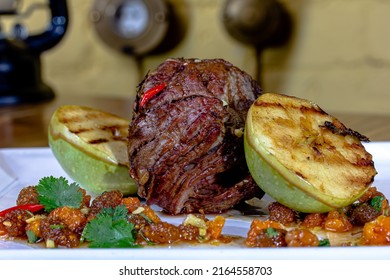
[128,58,264,214]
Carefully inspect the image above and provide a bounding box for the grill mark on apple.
[69,128,90,134]
[255,100,325,116]
[88,138,109,144]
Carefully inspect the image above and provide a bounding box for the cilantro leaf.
[99,205,128,222]
[319,239,330,247]
[265,227,279,238]
[36,176,83,212]
[82,205,139,248]
[370,196,385,212]
[26,230,38,243]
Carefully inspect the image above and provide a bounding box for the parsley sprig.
[35,176,83,212]
[82,205,139,248]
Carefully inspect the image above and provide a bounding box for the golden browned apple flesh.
[244,93,377,213]
[48,105,137,195]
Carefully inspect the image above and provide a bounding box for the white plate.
[0,143,390,260]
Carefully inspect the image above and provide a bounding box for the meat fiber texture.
[128,58,264,214]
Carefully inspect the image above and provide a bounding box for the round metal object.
[91,0,170,56]
[0,0,21,15]
[222,0,291,47]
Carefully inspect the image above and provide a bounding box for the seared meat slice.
[128,58,263,214]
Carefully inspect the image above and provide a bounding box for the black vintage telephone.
[0,0,68,106]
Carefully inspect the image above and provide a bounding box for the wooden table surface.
[1,95,390,148]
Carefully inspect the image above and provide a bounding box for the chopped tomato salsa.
[1,176,390,248]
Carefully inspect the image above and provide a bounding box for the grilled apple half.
[244,93,377,213]
[48,105,136,195]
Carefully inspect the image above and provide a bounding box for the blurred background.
[1,0,390,115]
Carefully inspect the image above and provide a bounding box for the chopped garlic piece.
[2,221,11,227]
[25,217,36,224]
[80,207,89,215]
[183,214,208,236]
[132,207,145,214]
[46,239,55,248]
[25,215,45,224]
[234,128,244,138]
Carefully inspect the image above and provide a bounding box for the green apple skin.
[49,133,137,196]
[244,133,335,213]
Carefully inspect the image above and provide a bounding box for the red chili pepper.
[0,204,44,217]
[139,83,166,107]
